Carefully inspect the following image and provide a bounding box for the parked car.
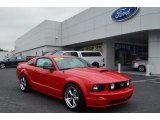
[26,56,38,61]
[0,56,26,69]
[45,51,105,67]
[132,56,148,72]
[16,56,134,111]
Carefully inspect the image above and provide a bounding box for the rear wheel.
[138,65,146,72]
[64,84,85,111]
[20,74,30,92]
[0,63,5,69]
[92,62,99,68]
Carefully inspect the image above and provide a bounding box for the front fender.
[64,77,92,101]
[19,69,32,85]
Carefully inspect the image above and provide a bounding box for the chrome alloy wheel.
[20,76,27,91]
[65,86,79,109]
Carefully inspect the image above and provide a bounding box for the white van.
[45,51,105,67]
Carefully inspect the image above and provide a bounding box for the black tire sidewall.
[64,84,85,111]
[20,74,30,92]
[92,62,99,68]
[138,65,145,72]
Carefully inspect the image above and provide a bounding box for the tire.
[0,63,5,69]
[138,65,146,72]
[20,74,30,92]
[92,62,99,68]
[64,84,85,111]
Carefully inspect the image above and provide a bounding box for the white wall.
[149,31,160,74]
[15,7,160,53]
[19,46,62,56]
[15,20,62,53]
[61,7,160,46]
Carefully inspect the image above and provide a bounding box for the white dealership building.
[15,7,160,74]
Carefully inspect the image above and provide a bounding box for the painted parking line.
[148,81,160,84]
[123,72,160,77]
[132,78,160,83]
[123,72,145,76]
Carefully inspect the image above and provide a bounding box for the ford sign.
[111,7,139,22]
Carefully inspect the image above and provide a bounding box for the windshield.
[53,57,91,70]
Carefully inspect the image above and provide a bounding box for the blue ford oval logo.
[111,7,139,22]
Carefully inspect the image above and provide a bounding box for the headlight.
[110,83,115,90]
[92,84,105,92]
[127,80,131,86]
[108,83,115,91]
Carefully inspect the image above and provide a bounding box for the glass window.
[9,57,16,61]
[63,52,78,57]
[138,57,148,60]
[81,52,102,57]
[54,57,91,70]
[115,43,148,66]
[36,58,53,68]
[16,56,26,61]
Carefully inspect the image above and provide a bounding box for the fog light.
[110,83,115,90]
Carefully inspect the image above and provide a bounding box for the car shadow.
[81,103,131,113]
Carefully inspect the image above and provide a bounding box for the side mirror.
[43,65,55,70]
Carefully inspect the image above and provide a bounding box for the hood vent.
[100,69,108,72]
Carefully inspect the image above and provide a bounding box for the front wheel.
[0,63,5,69]
[64,84,85,111]
[20,74,30,92]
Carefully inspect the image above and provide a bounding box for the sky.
[0,7,88,51]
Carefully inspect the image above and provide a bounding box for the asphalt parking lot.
[0,68,160,113]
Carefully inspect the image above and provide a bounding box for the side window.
[81,52,102,57]
[9,57,17,61]
[36,58,53,68]
[63,52,78,57]
[16,56,26,61]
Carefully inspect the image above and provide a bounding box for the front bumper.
[86,85,134,108]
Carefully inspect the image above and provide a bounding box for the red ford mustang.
[16,56,134,111]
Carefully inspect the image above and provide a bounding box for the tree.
[0,48,8,52]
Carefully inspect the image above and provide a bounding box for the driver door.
[31,58,58,94]
[7,57,17,67]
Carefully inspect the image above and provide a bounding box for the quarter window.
[9,57,17,61]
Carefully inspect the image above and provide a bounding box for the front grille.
[108,81,130,91]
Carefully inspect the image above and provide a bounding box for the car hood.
[64,68,131,83]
